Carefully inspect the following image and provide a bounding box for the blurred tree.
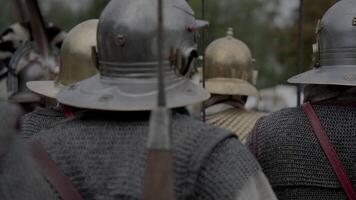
[275,0,337,84]
[80,0,109,19]
[45,0,108,31]
[0,0,15,29]
[45,0,78,31]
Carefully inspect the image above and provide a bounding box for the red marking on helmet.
[115,35,126,47]
[187,26,197,33]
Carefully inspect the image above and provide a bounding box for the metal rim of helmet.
[7,41,46,103]
[204,27,258,97]
[288,0,356,86]
[57,0,210,111]
[27,19,99,99]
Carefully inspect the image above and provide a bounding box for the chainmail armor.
[36,112,260,200]
[247,104,356,199]
[21,107,65,138]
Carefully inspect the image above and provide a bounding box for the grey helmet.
[7,42,59,103]
[288,0,356,86]
[57,0,210,111]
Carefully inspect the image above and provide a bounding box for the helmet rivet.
[115,35,126,47]
[344,74,355,81]
[99,94,114,102]
[227,27,234,38]
[69,84,77,90]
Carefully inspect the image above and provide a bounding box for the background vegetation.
[0,0,337,88]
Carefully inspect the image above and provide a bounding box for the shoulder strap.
[29,140,84,200]
[302,102,356,200]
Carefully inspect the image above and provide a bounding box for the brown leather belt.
[30,140,83,200]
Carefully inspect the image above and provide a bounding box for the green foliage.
[45,0,108,31]
[0,0,108,32]
[80,0,108,19]
[0,0,15,29]
[45,0,78,31]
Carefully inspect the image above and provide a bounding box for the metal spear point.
[141,0,175,199]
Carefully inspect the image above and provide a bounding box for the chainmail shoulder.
[247,104,356,199]
[206,107,266,143]
[21,107,65,139]
[35,112,260,200]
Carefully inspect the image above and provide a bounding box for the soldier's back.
[249,103,356,199]
[35,111,262,200]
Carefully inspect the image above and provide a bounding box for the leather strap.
[30,140,83,200]
[63,106,75,118]
[303,102,356,200]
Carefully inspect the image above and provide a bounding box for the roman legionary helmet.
[7,41,58,103]
[57,0,210,111]
[27,19,98,99]
[289,0,356,86]
[205,28,258,97]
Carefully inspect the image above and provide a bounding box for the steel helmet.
[289,0,356,86]
[57,0,210,111]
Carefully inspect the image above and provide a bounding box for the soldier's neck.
[303,84,356,103]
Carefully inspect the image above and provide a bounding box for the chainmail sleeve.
[193,137,266,200]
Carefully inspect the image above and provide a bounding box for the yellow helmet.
[27,19,98,99]
[205,27,258,97]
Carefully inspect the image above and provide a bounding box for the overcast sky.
[277,0,299,26]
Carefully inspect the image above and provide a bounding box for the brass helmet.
[205,27,258,97]
[27,19,98,99]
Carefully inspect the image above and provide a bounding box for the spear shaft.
[141,0,175,199]
[297,0,304,106]
[201,0,207,121]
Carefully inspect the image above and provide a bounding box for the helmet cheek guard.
[173,46,198,77]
